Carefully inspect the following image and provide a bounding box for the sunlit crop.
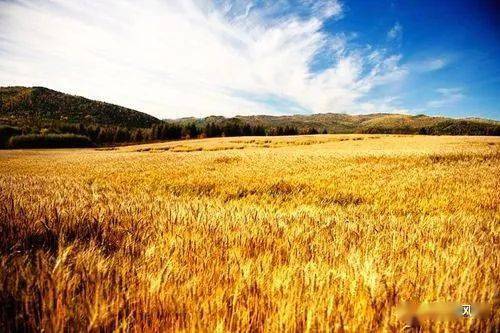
[1,134,498,331]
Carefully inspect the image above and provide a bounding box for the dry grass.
[0,134,499,332]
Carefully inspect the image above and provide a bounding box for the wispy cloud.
[310,1,343,19]
[0,0,407,118]
[427,88,464,108]
[387,22,403,41]
[411,57,449,72]
[359,96,411,115]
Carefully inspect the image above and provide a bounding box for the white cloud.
[387,22,403,41]
[0,0,406,118]
[422,59,447,71]
[310,1,343,19]
[359,96,411,115]
[411,57,449,72]
[427,87,464,108]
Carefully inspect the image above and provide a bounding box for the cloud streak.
[387,22,403,42]
[427,88,464,108]
[410,57,449,73]
[0,0,407,118]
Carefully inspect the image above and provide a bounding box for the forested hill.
[0,86,160,128]
[1,86,498,145]
[173,113,500,136]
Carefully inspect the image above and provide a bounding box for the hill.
[172,113,500,136]
[0,86,160,128]
[1,86,498,145]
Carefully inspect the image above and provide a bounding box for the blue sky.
[0,0,498,119]
[328,0,500,119]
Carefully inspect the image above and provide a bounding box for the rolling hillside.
[0,86,160,128]
[1,86,498,137]
[173,113,500,135]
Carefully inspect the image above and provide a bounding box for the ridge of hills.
[172,113,499,135]
[1,86,498,136]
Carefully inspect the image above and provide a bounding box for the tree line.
[360,120,500,136]
[1,121,322,148]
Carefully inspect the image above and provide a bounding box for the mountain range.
[1,86,498,135]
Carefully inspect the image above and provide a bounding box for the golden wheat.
[0,134,499,332]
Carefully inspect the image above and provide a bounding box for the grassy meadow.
[0,134,499,331]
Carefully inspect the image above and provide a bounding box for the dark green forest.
[0,122,302,148]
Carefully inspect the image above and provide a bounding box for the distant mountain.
[0,86,160,128]
[172,113,500,135]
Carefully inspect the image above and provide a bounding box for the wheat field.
[0,134,499,332]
